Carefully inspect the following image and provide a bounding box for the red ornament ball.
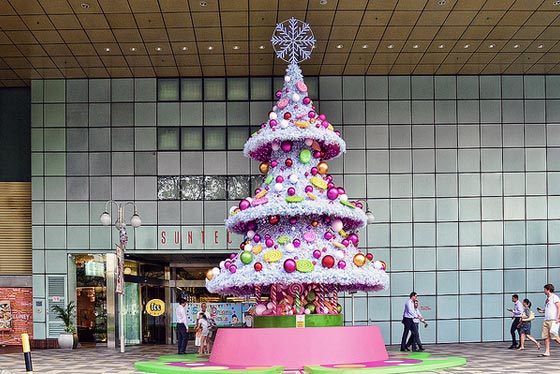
[366,253,374,261]
[284,112,291,120]
[269,215,280,225]
[285,158,293,167]
[254,262,263,271]
[321,255,335,268]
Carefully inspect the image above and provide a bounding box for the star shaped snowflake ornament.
[271,17,316,63]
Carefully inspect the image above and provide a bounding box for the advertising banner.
[0,288,33,346]
[172,302,254,328]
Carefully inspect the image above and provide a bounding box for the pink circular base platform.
[210,325,389,370]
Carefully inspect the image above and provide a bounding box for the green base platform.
[253,313,343,328]
[135,351,466,374]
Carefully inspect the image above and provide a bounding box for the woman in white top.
[196,312,209,354]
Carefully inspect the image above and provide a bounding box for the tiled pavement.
[0,341,557,373]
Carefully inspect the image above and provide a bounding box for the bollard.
[21,333,33,374]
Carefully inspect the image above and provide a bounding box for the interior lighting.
[438,44,445,49]
[488,44,495,49]
[336,44,343,49]
[387,44,394,49]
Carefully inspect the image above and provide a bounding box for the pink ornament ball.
[255,303,267,315]
[311,167,318,176]
[270,119,277,127]
[305,185,313,193]
[283,259,297,273]
[337,187,345,195]
[293,238,301,248]
[303,97,311,105]
[355,202,363,209]
[281,140,293,152]
[253,234,261,243]
[322,120,329,128]
[338,260,346,269]
[308,111,316,118]
[229,264,237,273]
[239,199,251,210]
[341,239,350,247]
[348,233,359,246]
[276,175,284,183]
[318,114,326,121]
[313,151,321,158]
[335,131,341,136]
[327,187,339,200]
[270,160,278,168]
[289,217,297,224]
[224,261,231,269]
[275,90,282,98]
[265,238,274,247]
[324,231,333,240]
[313,250,322,259]
[287,187,296,196]
[230,253,237,259]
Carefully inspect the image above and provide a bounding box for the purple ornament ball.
[276,175,284,183]
[224,261,231,269]
[239,199,251,210]
[355,202,363,209]
[289,217,297,224]
[311,167,318,176]
[270,119,277,127]
[337,187,345,195]
[308,111,316,118]
[338,260,346,269]
[229,264,237,273]
[283,259,297,273]
[287,187,296,196]
[247,221,257,230]
[305,185,313,193]
[275,90,282,98]
[303,97,311,105]
[293,239,301,248]
[265,238,274,247]
[327,187,339,200]
[341,239,350,247]
[348,233,359,246]
[281,140,293,153]
[324,231,333,240]
[313,151,321,159]
[253,234,261,243]
[313,250,322,259]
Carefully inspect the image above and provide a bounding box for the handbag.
[195,330,201,346]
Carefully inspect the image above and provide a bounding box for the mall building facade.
[29,75,560,346]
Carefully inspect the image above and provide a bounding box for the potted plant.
[51,301,78,349]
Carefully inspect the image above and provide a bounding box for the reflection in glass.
[204,176,227,200]
[180,176,203,200]
[182,127,203,150]
[228,175,250,200]
[157,176,179,200]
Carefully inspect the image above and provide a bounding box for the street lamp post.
[100,201,141,353]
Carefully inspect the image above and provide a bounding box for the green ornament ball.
[306,290,316,302]
[240,251,253,264]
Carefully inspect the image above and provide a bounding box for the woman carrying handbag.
[517,298,541,351]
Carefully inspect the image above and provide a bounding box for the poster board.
[172,302,254,328]
[0,300,13,331]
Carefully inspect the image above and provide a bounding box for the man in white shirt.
[175,298,188,354]
[536,283,560,357]
[506,294,524,349]
[400,292,419,352]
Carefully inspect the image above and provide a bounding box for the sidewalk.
[0,341,554,373]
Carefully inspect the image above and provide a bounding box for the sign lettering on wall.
[158,226,242,250]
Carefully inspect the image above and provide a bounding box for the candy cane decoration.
[333,285,338,314]
[255,285,262,305]
[289,283,304,314]
[270,283,277,315]
[317,284,325,314]
[280,284,289,314]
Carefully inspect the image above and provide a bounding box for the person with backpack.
[536,283,560,357]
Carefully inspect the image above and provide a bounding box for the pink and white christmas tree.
[206,18,388,318]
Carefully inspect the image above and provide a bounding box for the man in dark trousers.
[175,297,188,354]
[507,293,523,349]
[400,292,419,352]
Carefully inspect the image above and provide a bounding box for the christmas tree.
[206,18,388,320]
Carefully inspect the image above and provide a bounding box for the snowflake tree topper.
[271,17,315,64]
